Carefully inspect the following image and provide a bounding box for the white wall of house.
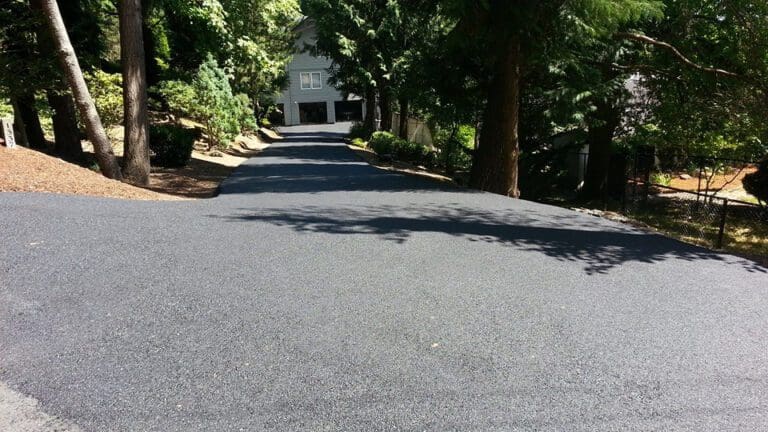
[275,19,364,126]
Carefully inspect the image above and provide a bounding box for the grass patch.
[627,197,768,261]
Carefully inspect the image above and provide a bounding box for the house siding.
[276,19,364,125]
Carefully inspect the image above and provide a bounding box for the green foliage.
[84,70,123,128]
[350,137,366,148]
[637,0,768,164]
[223,0,301,100]
[744,158,768,205]
[155,0,299,102]
[193,55,242,148]
[395,139,431,162]
[156,56,258,148]
[155,80,197,118]
[156,57,255,149]
[348,121,373,140]
[0,98,13,118]
[368,131,430,163]
[368,131,399,155]
[233,93,257,132]
[434,125,474,172]
[650,171,672,186]
[149,124,198,167]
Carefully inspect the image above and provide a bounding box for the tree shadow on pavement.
[278,131,348,142]
[219,162,460,194]
[213,203,767,275]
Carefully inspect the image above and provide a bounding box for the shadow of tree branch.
[212,204,767,275]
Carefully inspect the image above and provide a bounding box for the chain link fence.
[529,147,767,261]
[622,157,767,261]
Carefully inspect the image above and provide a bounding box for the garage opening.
[334,100,363,122]
[269,104,285,126]
[298,102,328,124]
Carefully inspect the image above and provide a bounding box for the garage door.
[298,102,328,124]
[334,100,363,122]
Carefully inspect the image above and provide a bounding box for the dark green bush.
[434,125,474,172]
[368,131,430,163]
[744,157,768,204]
[349,122,373,140]
[368,131,399,155]
[149,124,198,167]
[394,139,430,162]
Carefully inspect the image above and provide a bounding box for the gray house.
[275,19,365,126]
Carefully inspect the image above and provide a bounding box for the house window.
[300,72,322,90]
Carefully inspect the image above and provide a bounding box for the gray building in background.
[275,18,365,126]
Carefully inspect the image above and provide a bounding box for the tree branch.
[616,32,741,79]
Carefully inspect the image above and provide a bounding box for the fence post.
[716,198,728,249]
[696,161,702,196]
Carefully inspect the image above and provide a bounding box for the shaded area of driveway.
[1,123,767,431]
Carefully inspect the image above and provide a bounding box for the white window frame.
[300,72,322,90]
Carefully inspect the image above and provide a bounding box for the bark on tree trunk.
[40,0,121,180]
[30,0,85,163]
[469,37,522,197]
[378,89,392,132]
[120,0,150,185]
[12,93,47,149]
[580,101,622,200]
[398,96,409,139]
[364,86,376,131]
[29,0,85,164]
[11,101,29,147]
[47,90,85,163]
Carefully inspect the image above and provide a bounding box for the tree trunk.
[469,37,522,197]
[120,0,150,185]
[30,0,85,164]
[398,96,409,139]
[378,88,392,132]
[364,86,376,131]
[47,90,85,163]
[580,101,622,200]
[11,101,29,147]
[40,0,121,180]
[12,93,47,150]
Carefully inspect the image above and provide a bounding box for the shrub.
[233,93,257,132]
[155,60,255,150]
[434,125,474,172]
[744,157,768,205]
[350,137,366,148]
[156,80,197,118]
[368,131,399,155]
[192,56,243,149]
[650,171,672,186]
[349,121,373,140]
[368,131,430,163]
[149,124,197,167]
[394,139,430,162]
[84,70,123,128]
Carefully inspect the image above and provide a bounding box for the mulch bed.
[0,145,179,201]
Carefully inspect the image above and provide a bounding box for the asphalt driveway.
[1,124,767,431]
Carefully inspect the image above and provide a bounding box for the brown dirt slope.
[0,146,179,201]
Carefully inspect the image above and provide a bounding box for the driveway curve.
[1,123,767,431]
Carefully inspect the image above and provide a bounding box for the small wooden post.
[0,118,16,148]
[716,198,728,249]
